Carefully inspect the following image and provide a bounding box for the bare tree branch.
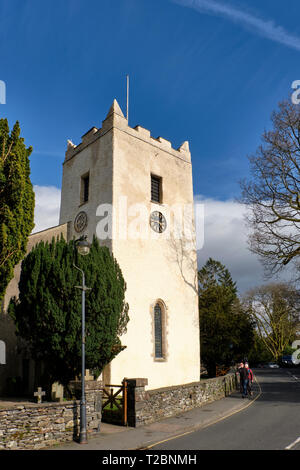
[240,100,300,274]
[243,283,299,360]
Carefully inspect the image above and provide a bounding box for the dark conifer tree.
[0,119,34,300]
[9,236,129,387]
[198,258,254,377]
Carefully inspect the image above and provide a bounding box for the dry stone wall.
[0,380,102,450]
[0,373,239,448]
[127,372,238,427]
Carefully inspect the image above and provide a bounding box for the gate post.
[122,379,128,426]
[124,378,148,427]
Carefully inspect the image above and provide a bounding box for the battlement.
[65,99,191,163]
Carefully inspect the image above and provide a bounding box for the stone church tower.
[59,99,200,390]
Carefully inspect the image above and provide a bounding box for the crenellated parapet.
[65,99,191,163]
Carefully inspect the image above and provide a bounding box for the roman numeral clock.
[150,211,167,233]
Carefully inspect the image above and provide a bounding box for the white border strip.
[285,436,300,450]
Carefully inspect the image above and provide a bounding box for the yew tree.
[0,119,35,300]
[9,236,129,387]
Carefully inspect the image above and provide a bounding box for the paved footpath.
[48,378,261,451]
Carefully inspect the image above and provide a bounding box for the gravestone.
[34,386,45,404]
[75,369,94,381]
[85,369,94,381]
[51,382,64,402]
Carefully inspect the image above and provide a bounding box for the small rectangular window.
[81,173,89,204]
[151,174,162,203]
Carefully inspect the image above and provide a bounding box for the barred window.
[151,174,162,203]
[154,303,163,358]
[81,173,89,204]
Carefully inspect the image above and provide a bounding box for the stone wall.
[0,380,102,450]
[0,373,239,448]
[126,372,238,427]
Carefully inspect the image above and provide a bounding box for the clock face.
[74,211,88,233]
[150,211,167,233]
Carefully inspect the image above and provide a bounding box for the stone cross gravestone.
[75,369,94,381]
[34,387,46,404]
[85,369,94,381]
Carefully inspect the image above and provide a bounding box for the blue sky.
[1,0,300,290]
[1,0,300,199]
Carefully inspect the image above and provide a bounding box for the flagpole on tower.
[126,74,129,123]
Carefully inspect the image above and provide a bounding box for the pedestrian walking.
[239,363,249,398]
[245,362,253,397]
[236,362,245,394]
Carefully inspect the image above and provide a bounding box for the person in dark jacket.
[240,365,249,397]
[237,362,245,394]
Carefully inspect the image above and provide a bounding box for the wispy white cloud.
[173,0,300,51]
[194,196,293,293]
[32,185,61,233]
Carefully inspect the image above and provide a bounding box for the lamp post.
[74,236,91,444]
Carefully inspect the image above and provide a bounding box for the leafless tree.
[240,99,300,276]
[243,282,300,361]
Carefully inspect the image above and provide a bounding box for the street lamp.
[74,236,91,444]
[76,237,91,256]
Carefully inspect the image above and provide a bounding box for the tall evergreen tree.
[9,236,129,387]
[0,118,34,300]
[198,258,254,377]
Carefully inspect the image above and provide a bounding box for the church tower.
[59,100,200,389]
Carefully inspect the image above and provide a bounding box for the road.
[151,368,300,450]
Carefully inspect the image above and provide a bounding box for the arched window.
[151,300,168,361]
[154,303,163,358]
